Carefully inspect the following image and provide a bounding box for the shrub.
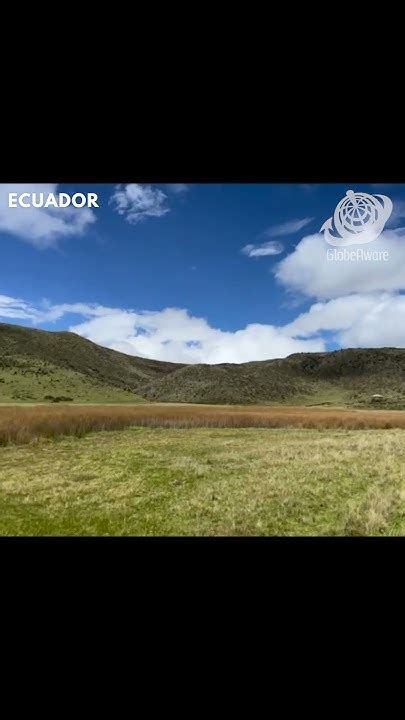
[44,395,73,403]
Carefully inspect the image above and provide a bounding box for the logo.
[320,190,392,247]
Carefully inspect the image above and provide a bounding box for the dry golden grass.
[2,403,405,446]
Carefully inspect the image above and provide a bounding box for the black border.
[3,536,404,580]
[2,111,404,184]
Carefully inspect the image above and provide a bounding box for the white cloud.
[0,296,124,324]
[4,289,405,361]
[284,295,375,337]
[284,293,405,348]
[241,217,314,260]
[110,184,169,224]
[0,294,40,321]
[264,217,314,237]
[242,241,284,258]
[0,184,96,249]
[274,230,405,300]
[338,294,405,346]
[68,308,326,364]
[0,295,325,363]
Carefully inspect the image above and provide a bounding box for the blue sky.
[1,183,405,363]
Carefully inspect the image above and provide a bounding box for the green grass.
[1,426,404,536]
[0,357,142,404]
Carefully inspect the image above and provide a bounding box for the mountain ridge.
[1,322,405,406]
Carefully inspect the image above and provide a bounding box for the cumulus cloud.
[0,184,96,249]
[284,293,405,348]
[109,184,170,224]
[242,241,284,258]
[274,230,405,300]
[4,289,405,361]
[0,294,325,363]
[70,308,325,364]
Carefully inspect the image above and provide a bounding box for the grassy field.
[0,425,404,536]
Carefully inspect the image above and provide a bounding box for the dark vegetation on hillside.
[1,322,405,406]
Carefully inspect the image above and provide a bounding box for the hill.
[0,322,180,403]
[1,322,405,406]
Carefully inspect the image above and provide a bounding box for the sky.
[1,182,405,364]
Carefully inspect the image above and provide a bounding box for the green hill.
[0,322,179,404]
[1,322,405,407]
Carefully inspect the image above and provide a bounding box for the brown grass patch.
[2,403,405,446]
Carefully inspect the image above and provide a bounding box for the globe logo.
[320,190,393,247]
